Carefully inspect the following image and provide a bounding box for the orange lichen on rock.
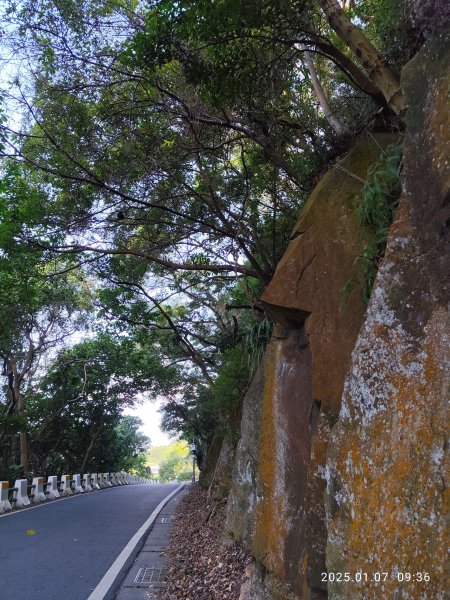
[252,330,313,588]
[252,343,284,576]
[327,311,448,598]
[262,132,401,419]
[325,34,449,600]
[227,132,404,599]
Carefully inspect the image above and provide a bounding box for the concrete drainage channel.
[112,484,189,600]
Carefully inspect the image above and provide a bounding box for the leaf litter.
[157,485,251,600]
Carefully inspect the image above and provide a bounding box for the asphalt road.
[0,483,179,600]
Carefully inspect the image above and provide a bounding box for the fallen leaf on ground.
[157,485,251,600]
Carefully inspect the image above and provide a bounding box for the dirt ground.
[158,484,251,600]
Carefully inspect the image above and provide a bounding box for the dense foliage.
[0,0,416,480]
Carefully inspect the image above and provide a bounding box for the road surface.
[0,483,178,600]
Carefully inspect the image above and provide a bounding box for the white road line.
[87,483,186,600]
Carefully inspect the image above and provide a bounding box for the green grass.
[245,317,272,375]
[353,142,403,305]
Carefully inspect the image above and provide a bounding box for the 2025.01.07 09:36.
[321,572,431,583]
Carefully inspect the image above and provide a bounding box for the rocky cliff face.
[200,431,237,501]
[225,133,400,599]
[325,34,449,600]
[221,30,448,600]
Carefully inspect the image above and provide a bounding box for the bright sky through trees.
[0,0,417,480]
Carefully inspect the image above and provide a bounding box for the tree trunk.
[318,0,405,115]
[9,358,29,474]
[300,44,349,136]
[81,433,97,474]
[81,425,102,473]
[16,386,29,475]
[19,432,29,475]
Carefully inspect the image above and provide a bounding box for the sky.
[124,397,174,447]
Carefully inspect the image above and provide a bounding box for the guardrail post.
[31,477,46,503]
[46,476,60,499]
[13,479,31,507]
[60,475,73,497]
[2,468,151,513]
[82,474,92,492]
[0,482,12,512]
[72,474,84,494]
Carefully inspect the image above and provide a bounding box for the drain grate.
[134,567,165,585]
[161,516,174,524]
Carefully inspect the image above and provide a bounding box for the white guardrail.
[0,472,153,513]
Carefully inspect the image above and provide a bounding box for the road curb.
[87,483,187,600]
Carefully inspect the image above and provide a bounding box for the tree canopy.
[0,0,418,480]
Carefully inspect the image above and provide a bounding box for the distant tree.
[94,415,150,477]
[147,441,192,482]
[0,159,90,474]
[27,333,175,475]
[158,454,192,484]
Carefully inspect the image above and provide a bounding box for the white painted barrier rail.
[0,471,153,514]
[0,481,12,512]
[46,476,60,499]
[31,477,46,503]
[73,474,84,494]
[13,479,30,508]
[83,473,92,492]
[60,474,73,496]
